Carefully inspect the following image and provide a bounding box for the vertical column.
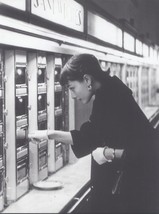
[15,50,29,199]
[28,52,38,184]
[37,52,48,181]
[4,49,29,204]
[47,54,56,173]
[62,56,70,166]
[68,89,77,164]
[4,50,16,203]
[0,49,4,211]
[54,56,64,171]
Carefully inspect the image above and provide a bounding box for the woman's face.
[68,79,93,104]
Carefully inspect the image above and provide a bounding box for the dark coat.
[71,74,159,213]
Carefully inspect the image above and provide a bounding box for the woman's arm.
[48,130,73,145]
[28,130,73,145]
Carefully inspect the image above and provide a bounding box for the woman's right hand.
[28,130,48,140]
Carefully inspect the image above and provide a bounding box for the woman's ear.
[83,74,92,86]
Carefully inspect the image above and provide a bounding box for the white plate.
[33,180,63,190]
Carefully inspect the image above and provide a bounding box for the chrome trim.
[17,147,28,159]
[16,118,27,128]
[55,84,62,92]
[38,85,46,93]
[39,140,47,149]
[55,108,62,116]
[0,159,2,168]
[38,112,47,122]
[16,87,27,96]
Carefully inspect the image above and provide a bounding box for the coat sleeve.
[70,120,105,158]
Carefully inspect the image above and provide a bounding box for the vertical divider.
[0,49,4,211]
[4,50,16,203]
[68,90,77,164]
[47,54,56,173]
[27,52,38,184]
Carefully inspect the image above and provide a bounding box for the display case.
[28,52,48,184]
[5,49,29,204]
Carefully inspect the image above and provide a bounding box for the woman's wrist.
[103,147,124,162]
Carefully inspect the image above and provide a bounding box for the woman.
[29,54,159,213]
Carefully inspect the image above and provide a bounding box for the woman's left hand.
[92,147,108,165]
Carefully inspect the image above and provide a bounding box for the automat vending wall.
[28,52,71,178]
[0,49,4,211]
[28,51,48,184]
[46,54,71,174]
[4,49,29,204]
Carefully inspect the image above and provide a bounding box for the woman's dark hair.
[60,53,105,86]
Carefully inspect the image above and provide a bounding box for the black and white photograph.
[0,0,159,213]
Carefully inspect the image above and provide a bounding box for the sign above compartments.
[0,0,26,10]
[31,0,84,32]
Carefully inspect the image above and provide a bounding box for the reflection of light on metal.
[38,95,42,101]
[17,68,22,75]
[18,97,23,103]
[38,69,42,76]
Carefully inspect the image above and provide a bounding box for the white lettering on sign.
[31,0,84,32]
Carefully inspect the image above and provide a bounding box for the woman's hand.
[92,147,115,165]
[28,130,73,145]
[92,147,108,165]
[28,130,48,141]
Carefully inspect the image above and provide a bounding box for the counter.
[2,155,91,213]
